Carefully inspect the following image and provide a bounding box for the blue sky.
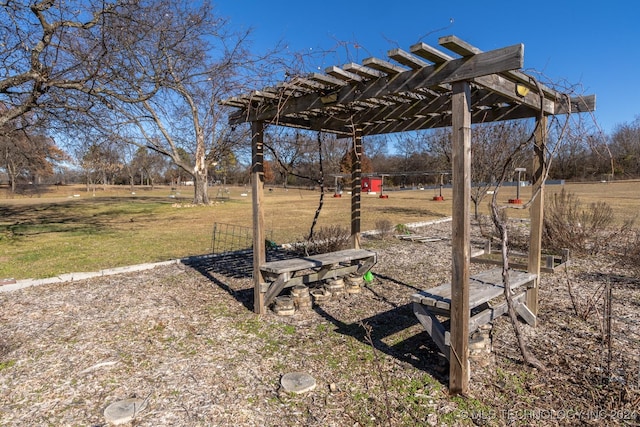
[216,0,639,135]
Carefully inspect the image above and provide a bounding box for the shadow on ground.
[185,251,448,384]
[182,248,291,312]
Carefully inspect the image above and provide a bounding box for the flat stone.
[104,398,148,425]
[280,372,317,394]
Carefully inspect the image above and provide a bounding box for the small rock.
[280,372,316,394]
[104,398,148,425]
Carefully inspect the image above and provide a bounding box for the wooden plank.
[527,115,547,324]
[343,62,385,79]
[325,66,363,82]
[468,293,527,333]
[439,35,481,57]
[555,94,596,114]
[264,265,360,292]
[413,302,449,358]
[514,301,536,326]
[449,80,472,394]
[388,48,429,69]
[410,268,535,309]
[310,72,347,87]
[263,273,290,307]
[260,249,376,274]
[473,74,555,115]
[362,57,407,74]
[410,42,454,64]
[311,248,376,263]
[251,121,266,314]
[260,258,320,274]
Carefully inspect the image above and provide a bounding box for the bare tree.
[79,142,121,192]
[0,0,160,128]
[610,116,640,178]
[0,113,66,192]
[83,0,279,204]
[470,121,530,220]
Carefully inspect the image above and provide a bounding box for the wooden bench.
[411,268,536,360]
[259,249,377,306]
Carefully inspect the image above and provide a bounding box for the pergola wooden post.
[350,129,363,249]
[450,81,472,393]
[251,120,266,314]
[527,115,548,321]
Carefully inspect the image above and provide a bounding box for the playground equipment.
[509,167,527,204]
[433,172,446,201]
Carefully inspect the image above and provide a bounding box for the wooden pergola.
[221,35,595,394]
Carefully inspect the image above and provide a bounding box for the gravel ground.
[1,220,638,426]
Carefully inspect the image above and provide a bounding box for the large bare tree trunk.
[193,170,209,204]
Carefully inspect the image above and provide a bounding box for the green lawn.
[1,180,638,280]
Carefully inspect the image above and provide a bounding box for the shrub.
[375,219,394,239]
[293,225,350,255]
[394,223,411,235]
[543,189,616,255]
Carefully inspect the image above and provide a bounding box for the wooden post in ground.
[450,81,471,394]
[251,121,266,314]
[526,115,547,323]
[350,129,362,249]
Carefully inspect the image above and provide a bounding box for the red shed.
[361,177,382,193]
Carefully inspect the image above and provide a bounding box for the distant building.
[361,176,382,193]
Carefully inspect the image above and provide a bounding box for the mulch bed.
[1,220,638,426]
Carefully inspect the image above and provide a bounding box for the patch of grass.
[0,359,16,371]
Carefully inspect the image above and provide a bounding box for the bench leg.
[413,302,450,360]
[355,256,376,275]
[514,299,536,326]
[264,273,290,307]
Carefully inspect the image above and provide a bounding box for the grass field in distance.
[0,180,637,280]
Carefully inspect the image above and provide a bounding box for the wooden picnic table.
[259,248,377,307]
[411,268,536,360]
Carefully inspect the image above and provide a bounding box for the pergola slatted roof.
[222,35,595,136]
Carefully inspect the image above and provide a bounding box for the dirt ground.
[1,220,639,426]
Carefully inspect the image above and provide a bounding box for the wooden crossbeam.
[362,57,408,74]
[439,35,481,57]
[309,72,347,87]
[325,66,363,82]
[388,48,429,69]
[410,42,454,64]
[343,62,385,79]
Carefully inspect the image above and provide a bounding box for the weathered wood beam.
[343,62,385,79]
[325,66,363,83]
[450,80,471,395]
[439,35,481,56]
[555,94,596,114]
[388,48,429,69]
[440,35,573,110]
[410,42,454,64]
[362,57,408,74]
[527,115,547,324]
[473,73,555,114]
[251,121,266,314]
[220,97,247,108]
[291,77,327,90]
[310,72,347,87]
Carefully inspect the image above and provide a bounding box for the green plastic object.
[363,271,374,283]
